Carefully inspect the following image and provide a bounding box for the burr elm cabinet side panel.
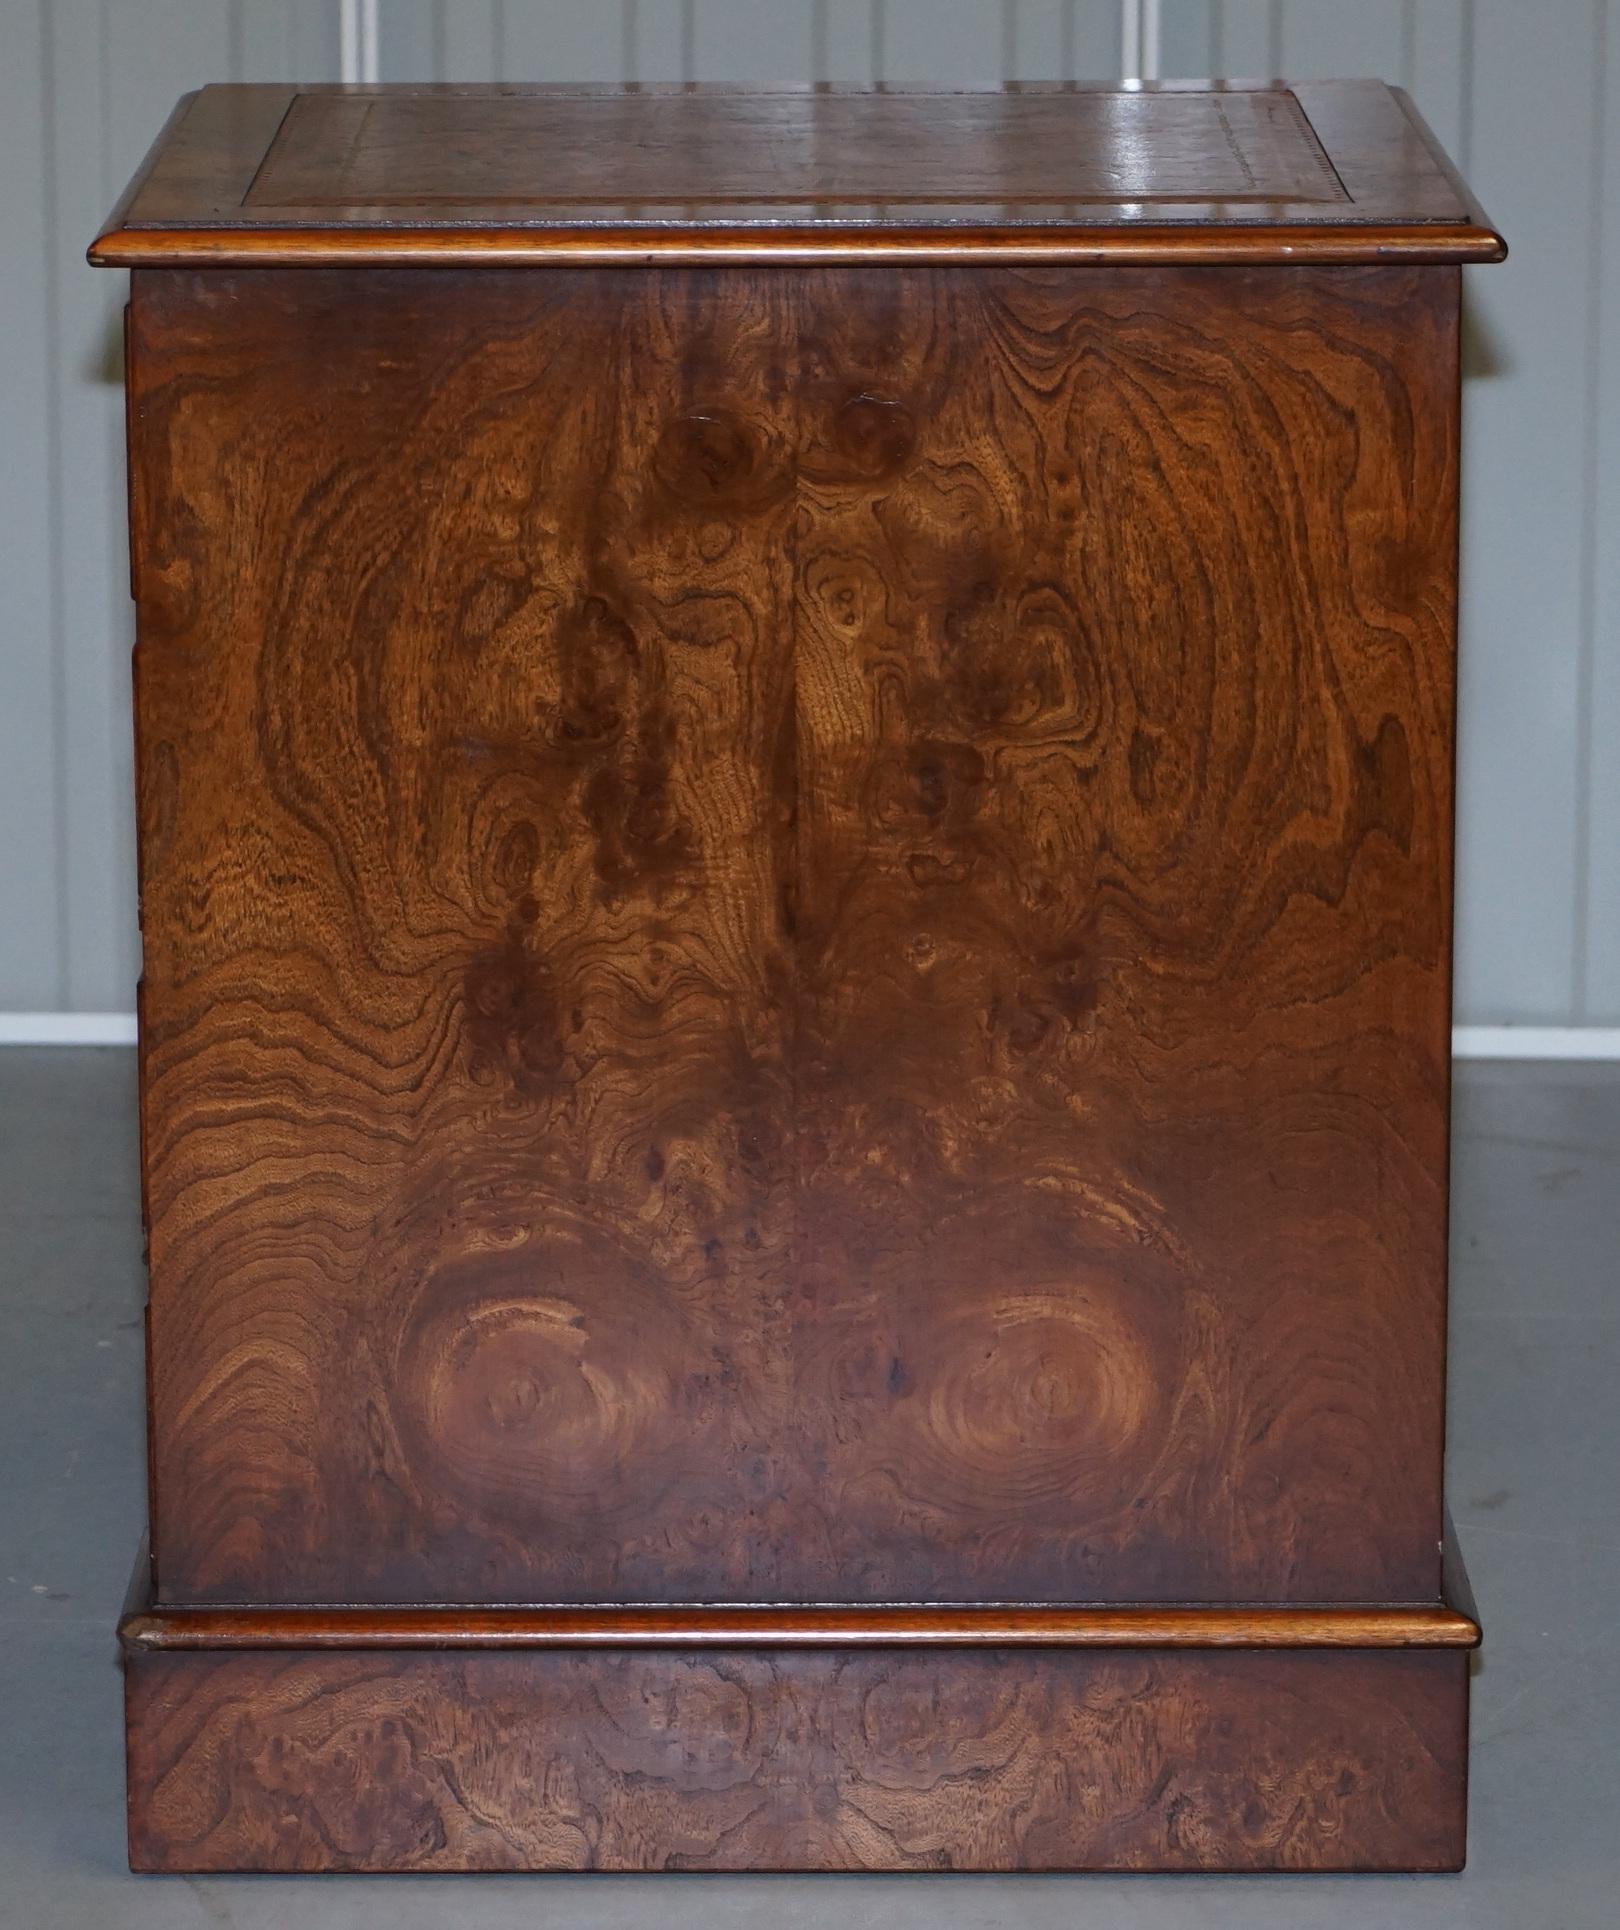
[127,264,1460,1611]
[100,80,1503,1875]
[124,1647,1470,1873]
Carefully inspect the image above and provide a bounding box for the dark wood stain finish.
[102,83,1499,1874]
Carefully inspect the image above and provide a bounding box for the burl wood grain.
[133,266,799,1604]
[125,1647,1468,1872]
[129,263,1459,1607]
[789,265,1458,1602]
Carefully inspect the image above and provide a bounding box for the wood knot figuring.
[654,407,778,509]
[832,392,917,478]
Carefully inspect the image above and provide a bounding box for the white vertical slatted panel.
[1455,0,1603,1023]
[377,1,437,81]
[0,0,61,1007]
[628,0,691,82]
[819,0,882,83]
[692,0,814,79]
[500,3,628,78]
[1211,1,1281,76]
[1407,0,1470,158]
[42,0,134,1011]
[4,0,1618,1043]
[1588,2,1620,1021]
[240,3,298,75]
[425,4,1123,92]
[59,0,239,1018]
[882,0,1004,83]
[434,1,502,79]
[254,2,334,78]
[0,0,337,1028]
[430,2,692,82]
[1271,0,1406,79]
[1015,3,1125,80]
[1158,1,1216,76]
[103,1,234,183]
[1015,0,1070,79]
[1076,1,1125,75]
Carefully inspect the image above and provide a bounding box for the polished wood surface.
[103,84,1499,1873]
[129,262,1459,1610]
[125,1646,1469,1871]
[245,88,1351,207]
[89,82,1506,266]
[122,1603,1482,1651]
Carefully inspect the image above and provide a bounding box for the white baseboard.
[0,1012,138,1045]
[1450,1026,1620,1060]
[2,1013,1619,1060]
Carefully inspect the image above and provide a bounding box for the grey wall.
[1,0,336,1016]
[3,0,1615,1032]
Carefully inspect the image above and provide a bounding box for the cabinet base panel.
[124,1641,1469,1872]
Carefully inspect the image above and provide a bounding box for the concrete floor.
[0,1049,1614,1928]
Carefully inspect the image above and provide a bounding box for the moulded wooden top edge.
[88,78,1507,267]
[90,223,1507,267]
[120,1602,1484,1652]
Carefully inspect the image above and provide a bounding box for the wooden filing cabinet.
[92,80,1504,1873]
